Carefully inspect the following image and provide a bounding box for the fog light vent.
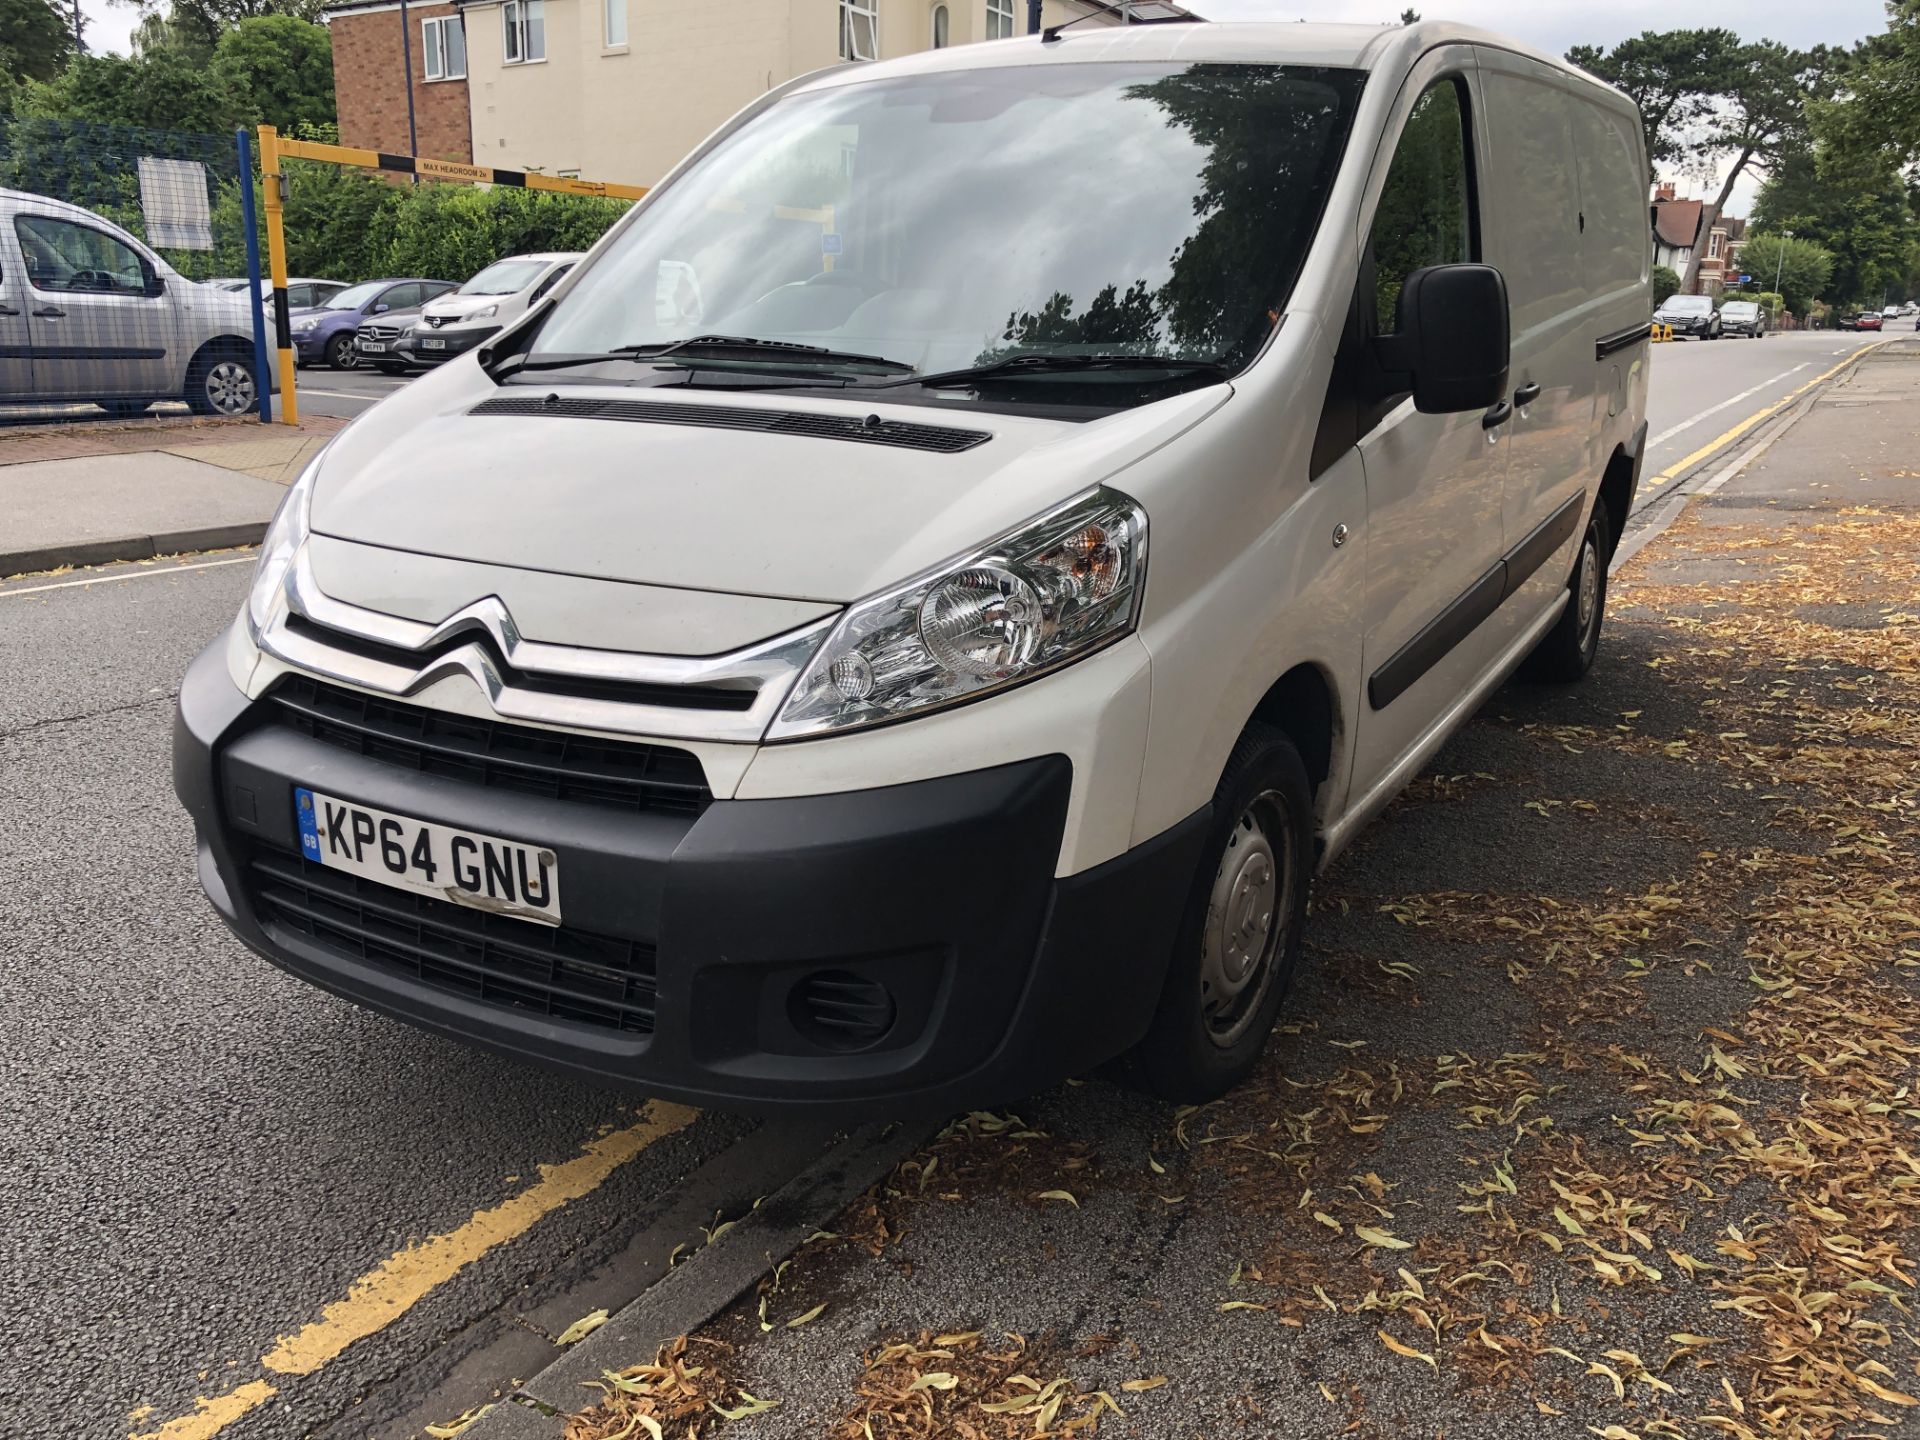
[791,969,897,1051]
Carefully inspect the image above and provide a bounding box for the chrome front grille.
[255,548,832,744]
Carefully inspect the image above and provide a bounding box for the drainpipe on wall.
[1027,0,1042,33]
[400,0,420,178]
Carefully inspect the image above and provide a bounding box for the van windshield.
[530,62,1367,396]
[1660,295,1714,315]
[461,259,549,296]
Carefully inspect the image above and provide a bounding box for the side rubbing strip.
[1595,322,1653,360]
[1368,493,1588,711]
[1368,564,1506,711]
[1502,493,1585,601]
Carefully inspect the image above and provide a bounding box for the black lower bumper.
[173,636,1206,1115]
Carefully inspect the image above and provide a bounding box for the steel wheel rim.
[1576,535,1600,642]
[206,361,255,415]
[1200,790,1292,1047]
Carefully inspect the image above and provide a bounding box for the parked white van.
[175,22,1651,1112]
[401,252,581,366]
[0,189,264,415]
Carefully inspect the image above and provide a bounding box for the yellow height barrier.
[254,125,650,425]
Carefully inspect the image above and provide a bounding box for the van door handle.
[1512,382,1541,407]
[1481,400,1512,430]
[33,305,65,318]
[0,304,19,316]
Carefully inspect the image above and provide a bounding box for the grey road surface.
[0,559,837,1440]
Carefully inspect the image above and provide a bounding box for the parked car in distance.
[354,308,424,374]
[1857,311,1885,331]
[410,253,580,364]
[1,188,264,415]
[289,278,456,369]
[206,276,350,312]
[177,21,1652,1115]
[1654,293,1720,339]
[1719,299,1767,338]
[1882,306,1900,321]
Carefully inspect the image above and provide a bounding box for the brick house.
[326,0,474,164]
[1650,182,1747,294]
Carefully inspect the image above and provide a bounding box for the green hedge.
[210,163,633,284]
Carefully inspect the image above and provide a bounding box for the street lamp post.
[1774,229,1790,304]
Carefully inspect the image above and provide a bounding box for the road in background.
[1637,328,1887,494]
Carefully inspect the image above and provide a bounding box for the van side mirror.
[142,263,166,299]
[1372,263,1509,414]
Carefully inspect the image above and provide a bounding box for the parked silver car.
[0,188,265,415]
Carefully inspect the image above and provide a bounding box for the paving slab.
[0,451,289,576]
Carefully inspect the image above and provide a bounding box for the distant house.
[325,1,1193,187]
[1651,182,1747,294]
[326,0,475,165]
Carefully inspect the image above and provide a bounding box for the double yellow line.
[132,1102,697,1440]
[1644,339,1891,491]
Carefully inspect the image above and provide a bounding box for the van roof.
[790,21,1619,101]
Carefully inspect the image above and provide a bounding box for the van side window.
[1370,79,1474,330]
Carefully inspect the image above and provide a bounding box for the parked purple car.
[288,277,456,370]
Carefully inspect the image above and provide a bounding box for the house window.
[931,3,949,46]
[503,0,544,63]
[839,0,878,59]
[604,0,626,47]
[1708,232,1722,259]
[986,0,1015,39]
[421,15,466,80]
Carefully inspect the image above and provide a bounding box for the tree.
[1816,0,1920,172]
[1652,265,1682,305]
[211,16,333,130]
[1566,30,1736,174]
[1733,232,1835,314]
[116,0,326,63]
[0,0,71,86]
[1678,42,1832,295]
[16,49,234,131]
[1752,143,1916,307]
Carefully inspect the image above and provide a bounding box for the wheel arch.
[1596,442,1635,558]
[1246,661,1340,801]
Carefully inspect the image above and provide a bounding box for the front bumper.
[173,636,1205,1115]
[399,325,500,364]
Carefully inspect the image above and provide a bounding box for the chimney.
[1655,182,1676,202]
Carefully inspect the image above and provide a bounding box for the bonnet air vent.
[469,395,992,454]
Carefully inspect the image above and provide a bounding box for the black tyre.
[1523,500,1612,682]
[325,332,358,370]
[374,360,410,376]
[184,347,259,417]
[1125,724,1314,1103]
[97,399,154,418]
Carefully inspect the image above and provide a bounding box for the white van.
[175,23,1650,1112]
[0,189,264,415]
[403,252,581,365]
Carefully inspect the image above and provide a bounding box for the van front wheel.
[1125,724,1313,1103]
[1523,502,1611,681]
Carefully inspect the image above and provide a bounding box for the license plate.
[422,338,446,350]
[295,787,562,926]
[359,341,387,353]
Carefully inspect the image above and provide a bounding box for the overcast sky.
[77,0,1892,212]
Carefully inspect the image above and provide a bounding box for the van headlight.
[245,457,319,641]
[769,488,1146,739]
[471,304,498,319]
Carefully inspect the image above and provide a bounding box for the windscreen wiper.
[877,352,1232,390]
[500,334,915,378]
